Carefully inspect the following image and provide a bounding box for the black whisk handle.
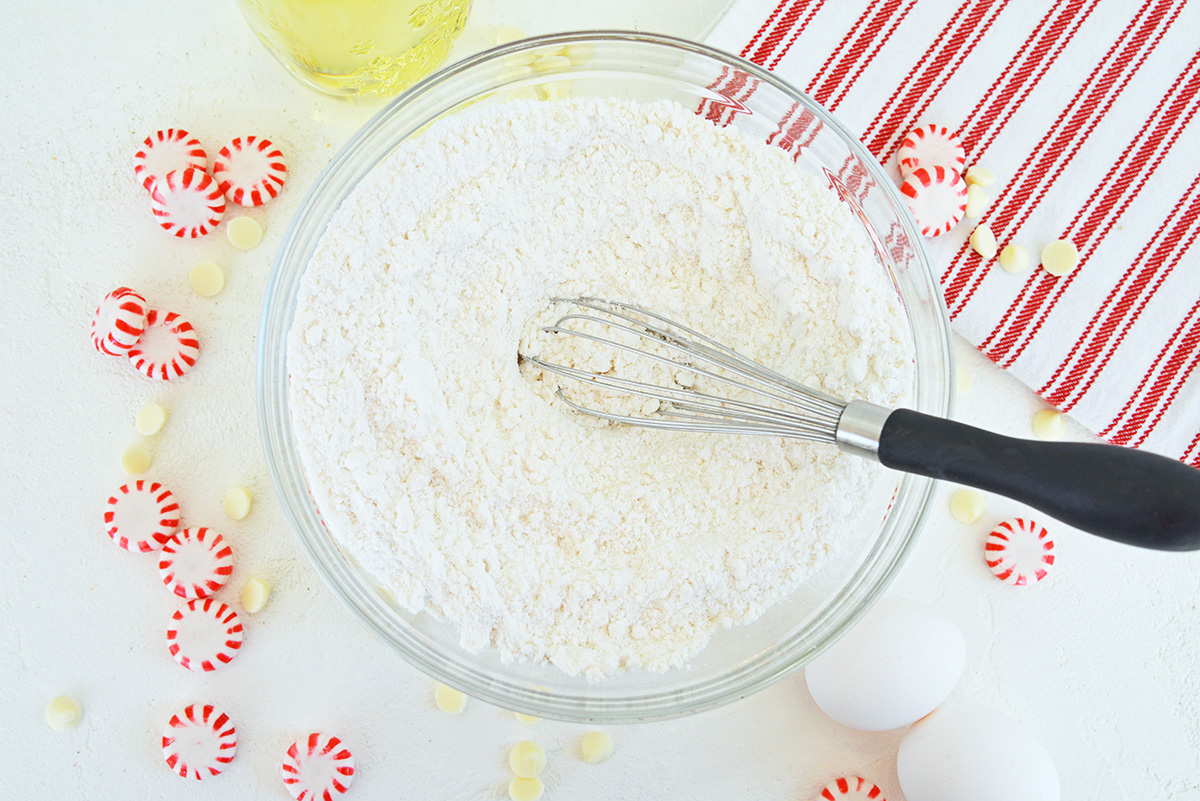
[875,408,1200,551]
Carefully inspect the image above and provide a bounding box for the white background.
[1,0,1197,799]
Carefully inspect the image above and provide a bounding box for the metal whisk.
[519,298,1200,552]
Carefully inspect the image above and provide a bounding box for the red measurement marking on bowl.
[167,598,244,672]
[213,136,287,207]
[768,106,823,157]
[897,124,965,178]
[282,732,356,801]
[126,309,199,381]
[104,479,179,553]
[91,286,147,356]
[134,128,208,193]
[986,518,1056,586]
[899,166,966,238]
[820,776,886,800]
[159,527,234,599]
[150,167,226,238]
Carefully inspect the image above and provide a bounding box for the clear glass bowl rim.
[257,30,955,722]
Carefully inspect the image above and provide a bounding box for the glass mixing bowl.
[259,31,954,722]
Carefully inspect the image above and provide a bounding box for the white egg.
[804,597,965,731]
[898,704,1060,801]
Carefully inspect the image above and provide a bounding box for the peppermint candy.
[90,287,147,356]
[167,598,244,672]
[986,518,1056,586]
[162,703,237,780]
[134,129,208,193]
[150,167,226,238]
[159,527,234,600]
[104,480,180,553]
[282,732,356,801]
[126,309,199,381]
[900,165,967,238]
[819,776,886,800]
[213,136,287,207]
[898,123,965,178]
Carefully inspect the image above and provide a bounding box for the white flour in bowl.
[288,97,913,678]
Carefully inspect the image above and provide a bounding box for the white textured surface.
[1,2,1198,800]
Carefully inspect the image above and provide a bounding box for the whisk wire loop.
[554,298,844,412]
[521,298,848,442]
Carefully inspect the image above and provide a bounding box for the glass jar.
[236,0,472,99]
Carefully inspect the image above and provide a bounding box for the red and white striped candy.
[820,776,886,800]
[282,732,356,801]
[126,309,199,381]
[150,168,226,238]
[134,128,208,193]
[159,527,234,600]
[162,703,237,780]
[104,480,180,553]
[213,136,287,207]
[91,287,147,356]
[898,123,965,177]
[985,518,1056,586]
[167,598,244,672]
[900,166,967,238]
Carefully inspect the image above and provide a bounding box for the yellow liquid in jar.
[238,0,472,99]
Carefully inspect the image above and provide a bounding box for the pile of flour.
[288,97,913,678]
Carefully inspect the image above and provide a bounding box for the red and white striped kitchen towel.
[704,0,1200,464]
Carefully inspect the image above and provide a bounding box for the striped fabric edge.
[957,0,1099,160]
[944,0,1182,314]
[699,0,825,126]
[1043,173,1200,412]
[859,0,1011,159]
[1182,429,1200,467]
[980,47,1200,369]
[807,0,917,110]
[705,0,1198,459]
[1100,297,1200,447]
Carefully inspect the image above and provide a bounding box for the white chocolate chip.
[969,224,998,259]
[1041,239,1079,276]
[514,712,540,724]
[956,363,973,395]
[509,740,546,778]
[240,577,271,613]
[45,696,82,731]
[563,42,595,65]
[965,166,996,188]
[500,64,534,82]
[508,777,544,801]
[949,488,986,524]
[580,731,613,763]
[189,260,225,296]
[120,446,151,475]
[998,243,1030,274]
[1032,409,1065,440]
[497,64,538,102]
[503,50,538,66]
[536,83,569,102]
[964,184,989,219]
[135,403,167,436]
[506,87,541,102]
[494,25,526,45]
[223,487,253,521]
[227,217,264,251]
[435,683,467,714]
[531,55,571,74]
